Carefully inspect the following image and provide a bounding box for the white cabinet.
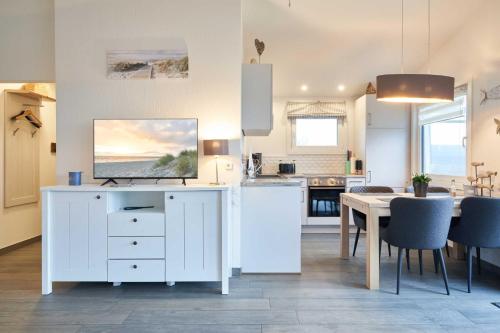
[354,94,410,190]
[51,192,107,281]
[165,191,221,281]
[241,185,301,273]
[297,178,308,226]
[242,64,273,136]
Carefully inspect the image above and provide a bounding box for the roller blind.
[418,85,467,125]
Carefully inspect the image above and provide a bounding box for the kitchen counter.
[241,178,303,187]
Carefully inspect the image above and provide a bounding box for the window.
[295,118,338,147]
[419,87,467,176]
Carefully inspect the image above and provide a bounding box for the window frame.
[286,116,347,155]
[411,82,472,187]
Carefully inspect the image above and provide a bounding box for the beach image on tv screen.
[94,119,198,179]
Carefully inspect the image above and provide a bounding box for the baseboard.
[0,235,41,255]
[301,225,359,234]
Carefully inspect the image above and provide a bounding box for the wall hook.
[13,128,20,136]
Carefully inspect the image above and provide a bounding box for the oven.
[307,177,345,225]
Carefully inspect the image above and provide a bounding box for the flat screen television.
[93,119,198,180]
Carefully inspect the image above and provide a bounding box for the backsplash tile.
[247,155,347,175]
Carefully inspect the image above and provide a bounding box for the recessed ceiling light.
[300,84,308,91]
[337,84,345,91]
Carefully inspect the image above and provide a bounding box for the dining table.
[340,192,464,290]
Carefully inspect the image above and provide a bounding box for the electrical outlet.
[225,162,234,171]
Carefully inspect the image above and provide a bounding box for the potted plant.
[412,173,432,197]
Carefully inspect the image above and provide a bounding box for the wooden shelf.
[5,89,56,102]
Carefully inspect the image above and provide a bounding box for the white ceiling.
[243,0,484,98]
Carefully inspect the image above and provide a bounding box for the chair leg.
[387,243,391,257]
[352,227,360,257]
[476,247,481,275]
[379,237,382,260]
[445,242,450,257]
[405,249,410,271]
[467,245,472,293]
[397,247,403,295]
[418,250,423,275]
[437,248,450,295]
[433,250,439,273]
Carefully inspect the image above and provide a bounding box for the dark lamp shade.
[203,139,229,156]
[376,74,455,103]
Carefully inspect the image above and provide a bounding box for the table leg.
[366,209,380,289]
[340,203,350,259]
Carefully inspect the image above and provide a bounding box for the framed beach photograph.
[107,48,189,79]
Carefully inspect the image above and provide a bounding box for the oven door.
[308,186,345,218]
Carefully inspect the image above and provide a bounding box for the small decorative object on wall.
[250,58,258,64]
[412,173,431,197]
[466,162,497,197]
[495,118,500,135]
[366,82,376,94]
[254,39,265,63]
[480,84,500,105]
[107,47,188,79]
[51,142,56,153]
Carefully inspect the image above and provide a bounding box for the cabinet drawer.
[346,178,366,188]
[108,212,165,236]
[108,259,165,282]
[108,237,164,259]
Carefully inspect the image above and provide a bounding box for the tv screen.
[94,119,198,179]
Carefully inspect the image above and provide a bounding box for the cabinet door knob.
[132,264,138,269]
[96,195,101,199]
[169,195,174,199]
[132,241,138,245]
[132,218,137,222]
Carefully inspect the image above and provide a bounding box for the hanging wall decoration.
[366,82,376,94]
[480,84,500,105]
[107,40,188,79]
[494,118,500,135]
[254,39,265,63]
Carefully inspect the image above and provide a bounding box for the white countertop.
[41,184,231,192]
[241,178,302,187]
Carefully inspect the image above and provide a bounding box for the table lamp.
[203,139,229,185]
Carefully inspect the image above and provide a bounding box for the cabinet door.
[52,192,107,281]
[165,191,221,281]
[366,129,409,188]
[242,64,273,135]
[366,94,409,129]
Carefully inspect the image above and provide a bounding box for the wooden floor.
[1,235,500,332]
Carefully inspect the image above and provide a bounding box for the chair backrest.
[386,197,454,249]
[406,186,449,194]
[451,197,500,248]
[350,186,394,194]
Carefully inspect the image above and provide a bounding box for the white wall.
[0,83,56,249]
[54,0,243,266]
[0,0,55,82]
[425,0,500,266]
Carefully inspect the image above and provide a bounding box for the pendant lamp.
[376,0,454,103]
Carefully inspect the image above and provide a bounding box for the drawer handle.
[169,195,174,199]
[96,195,101,200]
[132,241,138,246]
[132,218,138,222]
[132,265,138,269]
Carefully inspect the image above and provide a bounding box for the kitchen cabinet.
[241,184,301,273]
[51,192,108,281]
[297,178,308,226]
[165,191,221,281]
[242,64,273,136]
[354,94,410,190]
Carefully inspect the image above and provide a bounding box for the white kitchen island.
[41,185,232,295]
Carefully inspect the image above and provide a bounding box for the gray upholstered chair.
[380,197,454,295]
[405,186,450,194]
[448,197,500,293]
[350,186,393,257]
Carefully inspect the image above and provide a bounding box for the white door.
[366,128,409,189]
[52,192,108,281]
[165,191,221,281]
